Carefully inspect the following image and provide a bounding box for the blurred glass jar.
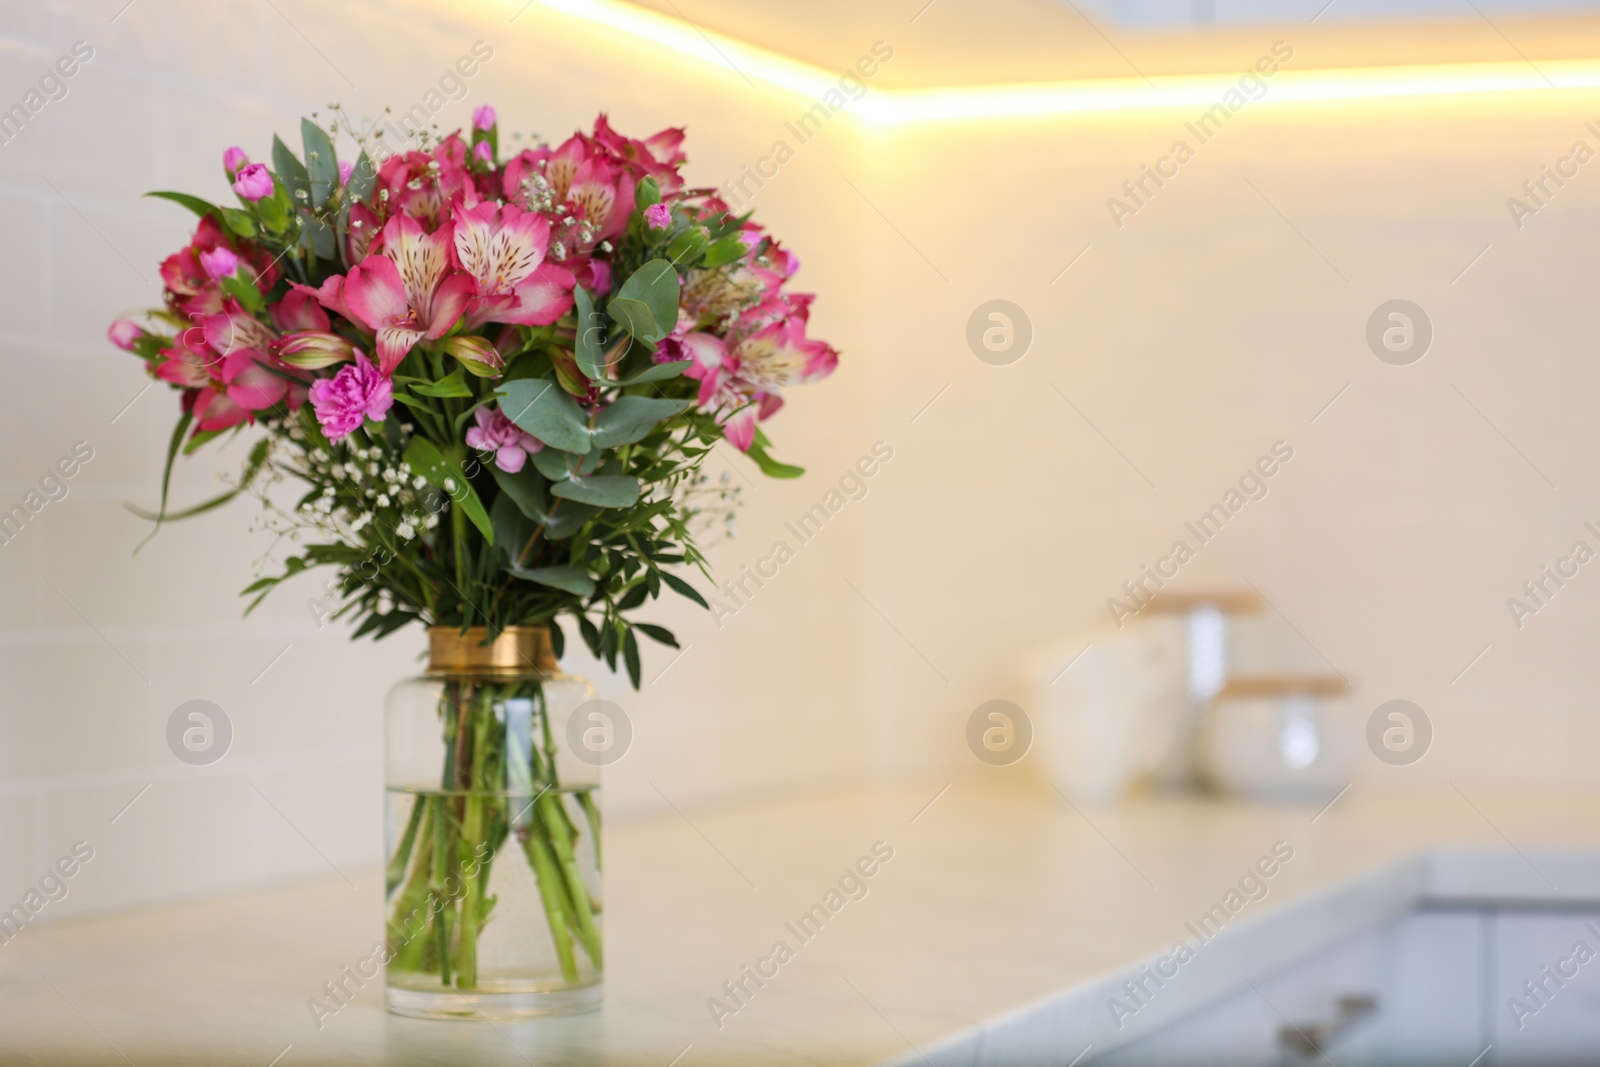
[1198,676,1352,801]
[384,626,601,1020]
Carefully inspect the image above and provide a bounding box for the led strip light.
[512,0,1600,120]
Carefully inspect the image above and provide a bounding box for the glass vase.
[384,626,602,1019]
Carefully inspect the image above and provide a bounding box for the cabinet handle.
[1279,994,1378,1057]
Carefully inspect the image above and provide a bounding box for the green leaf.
[623,627,641,688]
[578,614,602,657]
[550,475,640,508]
[491,465,596,539]
[498,378,591,453]
[607,296,660,345]
[220,274,265,313]
[490,465,549,520]
[635,623,679,648]
[702,232,749,268]
[220,208,257,238]
[302,118,339,209]
[145,191,221,219]
[128,410,190,552]
[573,287,608,381]
[660,571,708,610]
[530,447,601,482]
[302,215,336,261]
[272,135,309,200]
[747,430,805,479]
[613,360,691,387]
[509,565,595,597]
[182,427,228,455]
[126,435,270,538]
[613,259,679,342]
[591,396,689,449]
[490,493,536,569]
[409,369,473,398]
[348,150,377,203]
[530,447,576,481]
[402,437,494,544]
[544,501,598,540]
[389,393,434,414]
[665,227,710,266]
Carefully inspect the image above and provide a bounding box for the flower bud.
[232,163,274,201]
[275,331,356,369]
[443,335,503,377]
[634,175,661,209]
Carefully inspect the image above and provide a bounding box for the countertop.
[4,781,1599,1066]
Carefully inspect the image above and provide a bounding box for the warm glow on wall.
[508,0,1600,120]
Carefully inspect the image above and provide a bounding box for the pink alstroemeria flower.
[344,214,474,375]
[222,147,249,175]
[309,352,393,440]
[269,288,331,334]
[107,319,145,351]
[199,246,239,281]
[451,201,574,329]
[232,163,273,201]
[465,406,542,473]
[679,318,837,451]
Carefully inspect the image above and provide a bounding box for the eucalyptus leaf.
[490,493,535,569]
[573,286,608,381]
[489,465,549,520]
[607,296,660,344]
[613,259,679,342]
[613,360,692,387]
[550,475,640,508]
[301,118,338,209]
[498,377,592,453]
[348,150,377,203]
[590,396,689,449]
[509,565,595,597]
[543,500,599,539]
[272,135,309,201]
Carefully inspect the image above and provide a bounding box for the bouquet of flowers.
[108,106,836,1010]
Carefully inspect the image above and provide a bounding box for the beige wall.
[2,0,1598,921]
[851,88,1600,788]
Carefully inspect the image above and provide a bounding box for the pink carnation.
[473,105,496,131]
[199,246,239,280]
[465,406,542,473]
[338,160,354,185]
[308,352,393,441]
[232,163,273,201]
[107,319,146,351]
[222,147,248,175]
[644,202,671,230]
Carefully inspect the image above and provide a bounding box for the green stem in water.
[521,824,580,985]
[429,793,455,987]
[386,796,426,896]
